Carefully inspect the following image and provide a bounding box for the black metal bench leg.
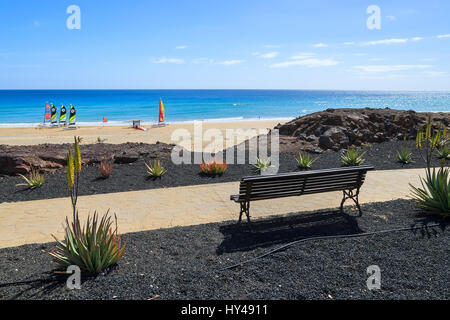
[245,202,251,223]
[340,189,363,216]
[340,191,347,213]
[353,192,363,217]
[238,202,244,223]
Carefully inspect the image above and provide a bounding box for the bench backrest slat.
[236,166,373,202]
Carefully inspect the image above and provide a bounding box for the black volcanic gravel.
[0,199,448,300]
[0,139,446,203]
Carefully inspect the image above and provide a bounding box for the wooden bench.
[230,165,375,223]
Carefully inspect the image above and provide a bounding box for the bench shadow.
[0,271,67,300]
[216,209,363,255]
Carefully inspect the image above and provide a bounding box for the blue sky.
[0,0,449,90]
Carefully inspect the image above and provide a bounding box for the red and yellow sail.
[159,98,165,123]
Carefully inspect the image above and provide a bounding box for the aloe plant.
[295,152,317,169]
[50,136,127,274]
[16,166,45,189]
[341,146,366,166]
[200,160,227,176]
[437,145,450,160]
[145,160,167,177]
[410,116,450,216]
[396,147,413,164]
[253,157,272,172]
[50,211,128,273]
[410,167,449,216]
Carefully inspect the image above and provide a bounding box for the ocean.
[0,90,448,127]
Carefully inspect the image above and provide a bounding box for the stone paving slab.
[0,168,426,249]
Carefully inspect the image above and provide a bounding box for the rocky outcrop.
[0,142,174,175]
[276,108,449,151]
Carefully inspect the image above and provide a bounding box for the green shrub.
[16,166,45,189]
[396,148,413,164]
[145,160,167,177]
[341,146,366,166]
[295,152,317,169]
[50,211,128,273]
[253,157,272,172]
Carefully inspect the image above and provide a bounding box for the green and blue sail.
[46,103,76,125]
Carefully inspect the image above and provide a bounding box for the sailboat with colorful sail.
[59,104,67,126]
[43,102,51,125]
[152,98,167,127]
[63,104,78,130]
[50,103,58,126]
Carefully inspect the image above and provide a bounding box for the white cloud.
[411,37,423,41]
[360,38,408,46]
[176,45,188,49]
[251,52,260,56]
[437,34,450,38]
[259,52,279,59]
[291,52,316,60]
[216,59,245,66]
[270,58,338,68]
[192,58,214,64]
[386,15,396,21]
[353,64,431,73]
[344,42,355,45]
[419,58,435,62]
[151,57,184,64]
[313,43,328,48]
[422,71,447,77]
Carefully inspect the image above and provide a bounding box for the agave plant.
[295,152,317,169]
[145,160,167,177]
[50,210,128,273]
[200,159,227,176]
[16,166,45,189]
[253,157,272,172]
[410,167,450,216]
[341,146,366,166]
[396,147,413,164]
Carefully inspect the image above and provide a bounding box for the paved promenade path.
[0,168,426,249]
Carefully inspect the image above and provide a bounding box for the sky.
[0,0,449,90]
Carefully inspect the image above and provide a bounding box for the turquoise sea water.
[0,90,448,127]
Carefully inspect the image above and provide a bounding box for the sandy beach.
[0,120,285,152]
